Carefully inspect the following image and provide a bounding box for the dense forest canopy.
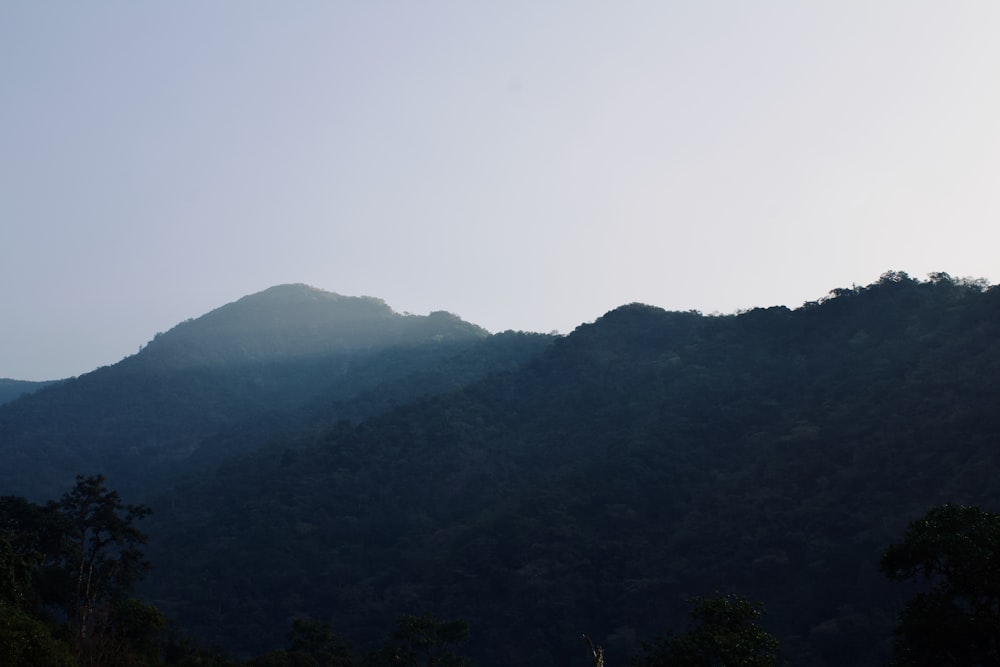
[2,272,999,666]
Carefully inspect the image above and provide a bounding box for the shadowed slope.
[0,285,540,501]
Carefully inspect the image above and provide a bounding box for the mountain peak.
[241,283,381,305]
[139,285,486,366]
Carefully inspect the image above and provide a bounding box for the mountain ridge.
[0,284,539,501]
[0,378,62,405]
[139,284,488,368]
[3,273,999,666]
[140,272,1000,666]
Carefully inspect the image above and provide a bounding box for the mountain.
[0,284,552,501]
[6,273,999,666]
[139,272,1000,666]
[138,284,486,367]
[0,378,61,405]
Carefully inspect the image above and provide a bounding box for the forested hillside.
[0,378,60,405]
[0,284,552,500]
[3,273,999,666]
[134,272,1000,666]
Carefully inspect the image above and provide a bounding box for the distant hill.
[140,272,1000,667]
[139,284,488,367]
[0,284,552,500]
[0,378,61,405]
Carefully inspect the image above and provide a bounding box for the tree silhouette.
[378,612,471,667]
[633,594,779,666]
[881,504,1000,666]
[56,474,153,660]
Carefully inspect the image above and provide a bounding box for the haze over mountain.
[139,284,488,366]
[0,284,550,500]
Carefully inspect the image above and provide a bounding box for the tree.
[56,474,153,663]
[0,604,76,667]
[0,527,39,608]
[0,477,163,665]
[0,495,78,664]
[880,503,1000,666]
[633,594,779,667]
[583,634,604,667]
[0,495,63,611]
[250,617,357,667]
[369,612,472,667]
[287,617,355,666]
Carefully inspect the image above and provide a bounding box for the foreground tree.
[0,495,63,611]
[287,618,355,666]
[1,475,158,665]
[368,612,472,667]
[250,617,357,667]
[881,503,1000,666]
[633,594,779,667]
[0,604,76,667]
[1,525,39,608]
[1,495,76,663]
[56,474,154,661]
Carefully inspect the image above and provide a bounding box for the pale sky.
[2,2,999,381]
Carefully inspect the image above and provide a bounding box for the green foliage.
[1,526,40,607]
[0,494,64,611]
[633,594,779,667]
[881,504,1000,666]
[0,604,77,667]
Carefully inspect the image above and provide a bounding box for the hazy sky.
[2,2,999,380]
